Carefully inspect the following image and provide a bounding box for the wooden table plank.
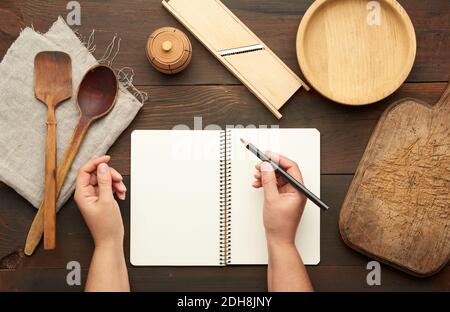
[0,0,448,85]
[1,266,448,292]
[0,176,356,268]
[0,175,358,269]
[107,82,446,175]
[0,78,447,290]
[0,0,448,293]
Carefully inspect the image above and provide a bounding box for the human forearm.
[75,159,129,292]
[85,243,130,292]
[267,239,313,292]
[252,154,313,291]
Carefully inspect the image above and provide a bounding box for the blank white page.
[130,130,222,266]
[229,128,321,265]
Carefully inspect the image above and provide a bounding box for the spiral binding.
[219,129,232,265]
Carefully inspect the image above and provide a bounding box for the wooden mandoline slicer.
[162,0,309,119]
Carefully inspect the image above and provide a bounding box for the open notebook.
[130,128,320,266]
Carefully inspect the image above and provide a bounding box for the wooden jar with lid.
[146,27,192,74]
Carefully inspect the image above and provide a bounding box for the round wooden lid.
[146,27,192,74]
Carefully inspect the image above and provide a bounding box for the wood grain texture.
[164,0,261,51]
[0,0,448,85]
[146,27,192,74]
[1,176,448,291]
[25,65,118,256]
[43,119,57,250]
[106,83,446,176]
[163,0,308,119]
[23,120,90,257]
[340,83,450,277]
[34,51,73,250]
[0,79,445,290]
[297,0,416,105]
[0,0,448,292]
[0,266,449,292]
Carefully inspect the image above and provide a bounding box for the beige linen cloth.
[0,17,143,210]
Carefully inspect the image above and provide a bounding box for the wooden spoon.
[25,65,118,255]
[34,52,72,250]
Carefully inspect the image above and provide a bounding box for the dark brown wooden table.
[0,0,449,292]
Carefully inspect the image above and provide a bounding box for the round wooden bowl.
[146,27,192,74]
[296,0,416,105]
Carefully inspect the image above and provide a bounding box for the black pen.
[241,138,329,211]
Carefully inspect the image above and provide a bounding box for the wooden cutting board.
[339,82,450,277]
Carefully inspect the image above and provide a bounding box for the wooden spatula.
[25,65,118,256]
[34,51,72,250]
